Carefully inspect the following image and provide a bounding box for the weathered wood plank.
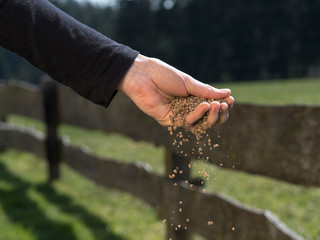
[42,79,61,181]
[58,87,168,144]
[58,87,320,186]
[165,149,192,240]
[0,81,43,120]
[211,104,320,186]
[159,182,303,240]
[61,144,162,207]
[0,124,304,239]
[61,143,303,240]
[1,81,319,186]
[0,122,46,158]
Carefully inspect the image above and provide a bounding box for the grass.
[0,150,164,240]
[214,77,320,105]
[1,77,320,240]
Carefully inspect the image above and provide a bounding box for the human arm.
[0,0,138,106]
[0,0,233,129]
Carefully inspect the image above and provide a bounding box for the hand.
[118,54,234,128]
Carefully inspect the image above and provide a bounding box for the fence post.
[165,148,192,240]
[0,115,6,152]
[42,77,60,182]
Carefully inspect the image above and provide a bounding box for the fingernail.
[220,88,231,93]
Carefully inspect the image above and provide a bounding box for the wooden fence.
[1,79,317,239]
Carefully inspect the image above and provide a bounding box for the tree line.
[1,0,319,83]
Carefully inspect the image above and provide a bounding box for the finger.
[224,96,234,108]
[185,102,210,126]
[216,102,229,126]
[206,101,221,127]
[183,75,231,99]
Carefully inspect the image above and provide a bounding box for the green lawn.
[1,78,320,240]
[214,77,320,105]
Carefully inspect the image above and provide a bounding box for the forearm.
[0,0,138,106]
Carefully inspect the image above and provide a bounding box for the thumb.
[185,75,231,99]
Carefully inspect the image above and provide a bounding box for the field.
[0,78,320,240]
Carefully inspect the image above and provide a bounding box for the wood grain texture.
[0,81,43,120]
[0,124,304,239]
[58,87,320,186]
[61,142,303,240]
[1,81,318,186]
[0,122,46,158]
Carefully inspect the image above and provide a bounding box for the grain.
[169,96,226,138]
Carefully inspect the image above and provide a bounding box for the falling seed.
[208,221,214,226]
[163,219,167,223]
[179,201,183,204]
[202,189,206,193]
[169,174,176,179]
[178,224,181,228]
[186,218,190,222]
[179,208,182,212]
[232,227,235,231]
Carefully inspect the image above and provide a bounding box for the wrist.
[117,54,149,95]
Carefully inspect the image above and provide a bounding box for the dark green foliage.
[1,0,320,83]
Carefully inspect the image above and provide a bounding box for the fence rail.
[0,79,316,239]
[1,80,319,186]
[0,122,303,240]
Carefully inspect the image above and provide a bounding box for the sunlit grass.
[0,150,164,240]
[214,77,320,105]
[2,78,320,239]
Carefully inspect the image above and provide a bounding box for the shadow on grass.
[0,162,124,240]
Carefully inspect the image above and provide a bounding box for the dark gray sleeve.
[0,0,138,107]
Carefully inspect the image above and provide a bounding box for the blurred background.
[1,1,320,240]
[1,0,320,84]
